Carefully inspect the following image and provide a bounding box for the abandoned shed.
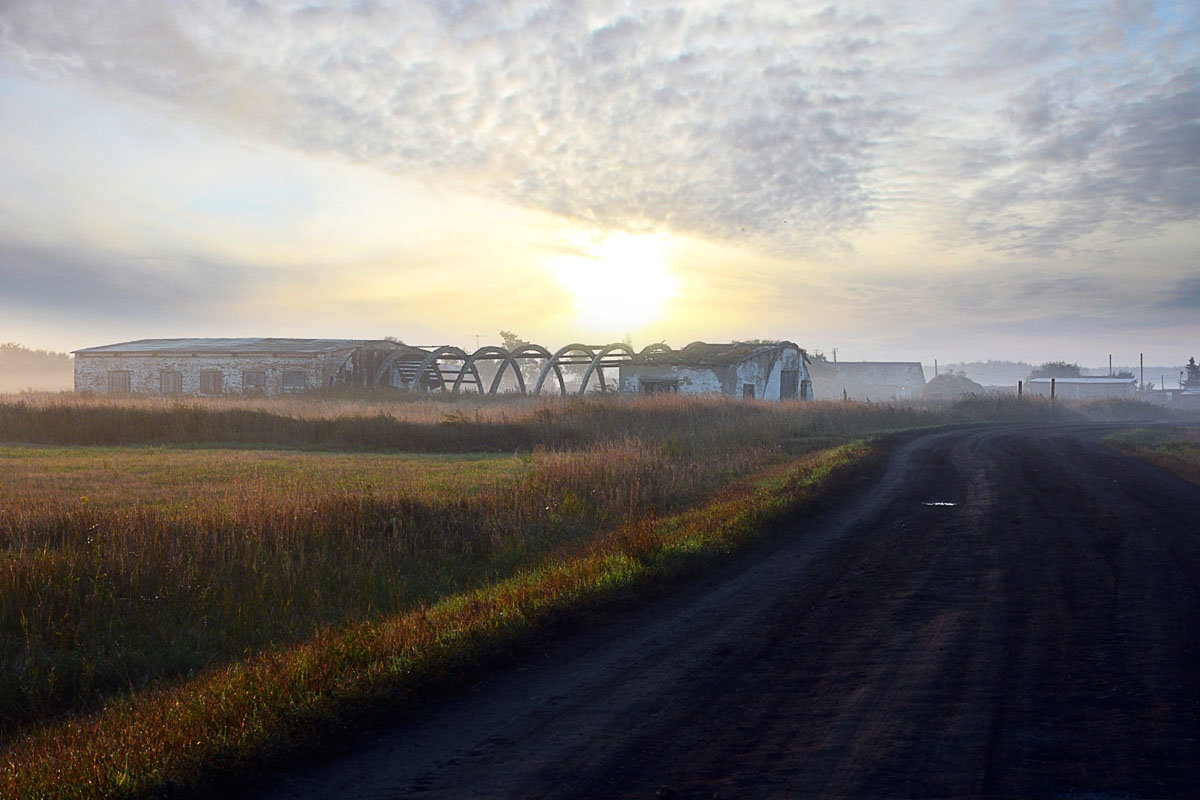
[617,341,813,401]
[807,361,927,401]
[73,338,399,396]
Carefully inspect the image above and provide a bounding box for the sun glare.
[552,232,677,334]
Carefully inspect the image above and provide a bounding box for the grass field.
[1102,426,1200,485]
[0,393,1189,799]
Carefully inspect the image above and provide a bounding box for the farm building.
[73,338,399,396]
[1027,376,1137,399]
[807,361,927,401]
[617,341,812,401]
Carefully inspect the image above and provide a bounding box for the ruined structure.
[618,341,812,401]
[74,338,815,399]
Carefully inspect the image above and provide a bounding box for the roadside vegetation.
[1102,426,1200,485]
[0,392,1188,799]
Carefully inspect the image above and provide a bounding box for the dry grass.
[0,392,1189,799]
[1,440,877,800]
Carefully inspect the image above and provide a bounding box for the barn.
[617,341,813,401]
[72,338,398,396]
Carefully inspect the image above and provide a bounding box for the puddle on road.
[922,501,958,507]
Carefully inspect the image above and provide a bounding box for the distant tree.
[499,330,543,389]
[1029,361,1082,379]
[1185,357,1200,389]
[808,350,830,364]
[0,342,73,392]
[1113,370,1135,379]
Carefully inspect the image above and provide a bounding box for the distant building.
[807,361,927,401]
[73,338,397,396]
[618,341,813,401]
[1027,376,1137,399]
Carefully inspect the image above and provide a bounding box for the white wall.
[74,352,336,396]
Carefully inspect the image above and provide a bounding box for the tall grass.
[0,392,1182,452]
[0,393,1190,799]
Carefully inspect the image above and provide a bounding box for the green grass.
[1102,426,1200,485]
[0,393,1192,799]
[1,440,879,800]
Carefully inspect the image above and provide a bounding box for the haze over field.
[0,1,1196,364]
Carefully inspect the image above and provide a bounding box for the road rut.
[258,425,1200,799]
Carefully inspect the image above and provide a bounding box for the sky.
[0,0,1197,365]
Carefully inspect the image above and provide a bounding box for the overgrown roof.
[628,341,805,367]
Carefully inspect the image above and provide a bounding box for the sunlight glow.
[551,232,678,334]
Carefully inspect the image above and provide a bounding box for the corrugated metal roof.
[628,341,802,367]
[74,338,383,355]
[1028,377,1137,385]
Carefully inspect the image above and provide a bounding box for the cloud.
[0,239,254,320]
[0,0,1197,260]
[1156,269,1200,310]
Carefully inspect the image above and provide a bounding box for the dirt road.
[259,425,1200,799]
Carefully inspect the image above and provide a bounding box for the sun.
[552,231,677,334]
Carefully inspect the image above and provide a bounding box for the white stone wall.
[734,348,810,401]
[74,352,347,396]
[618,365,725,395]
[618,348,811,401]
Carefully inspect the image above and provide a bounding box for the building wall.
[74,352,350,396]
[619,347,811,401]
[619,365,725,395]
[1027,381,1137,399]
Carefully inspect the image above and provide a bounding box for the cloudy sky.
[0,0,1196,364]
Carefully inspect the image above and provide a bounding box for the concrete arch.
[371,344,438,389]
[578,342,635,394]
[639,343,674,357]
[454,346,527,395]
[533,343,596,395]
[412,346,480,393]
[510,344,565,395]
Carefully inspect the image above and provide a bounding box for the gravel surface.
[256,424,1200,799]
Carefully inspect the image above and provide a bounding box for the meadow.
[0,392,1186,798]
[1102,425,1200,485]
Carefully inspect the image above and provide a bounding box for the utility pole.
[1140,353,1144,390]
[934,359,938,377]
[1109,354,1112,376]
[832,347,838,363]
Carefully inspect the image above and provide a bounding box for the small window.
[243,370,267,393]
[108,370,131,394]
[199,371,224,394]
[640,380,679,394]
[159,371,182,394]
[282,371,307,393]
[743,383,755,400]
